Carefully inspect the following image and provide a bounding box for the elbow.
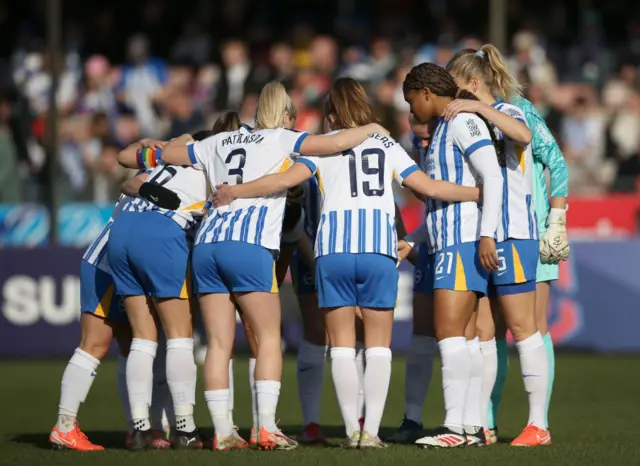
[117,151,131,168]
[518,128,533,146]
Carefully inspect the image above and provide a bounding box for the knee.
[79,336,111,360]
[476,316,495,341]
[508,319,537,342]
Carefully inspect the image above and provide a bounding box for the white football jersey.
[298,132,419,260]
[424,113,498,254]
[83,170,150,272]
[491,102,539,242]
[191,127,309,251]
[122,161,209,230]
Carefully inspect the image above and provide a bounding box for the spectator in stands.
[562,95,609,194]
[214,39,261,111]
[117,34,167,136]
[165,88,205,139]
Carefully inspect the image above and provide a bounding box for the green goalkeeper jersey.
[512,96,569,235]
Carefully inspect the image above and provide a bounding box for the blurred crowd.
[1,0,640,205]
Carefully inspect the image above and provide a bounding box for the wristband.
[136,147,162,169]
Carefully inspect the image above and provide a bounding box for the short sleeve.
[498,103,528,126]
[188,135,218,170]
[278,128,310,155]
[451,114,494,159]
[295,156,318,176]
[389,144,420,186]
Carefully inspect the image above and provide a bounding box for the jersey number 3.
[225,148,246,184]
[343,148,385,197]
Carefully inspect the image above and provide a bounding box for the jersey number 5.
[343,148,385,197]
[226,148,246,184]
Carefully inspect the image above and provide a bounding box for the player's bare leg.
[201,292,248,451]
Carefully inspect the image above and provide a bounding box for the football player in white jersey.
[107,133,209,450]
[400,63,506,448]
[211,77,482,449]
[49,169,162,451]
[446,45,551,447]
[161,81,385,450]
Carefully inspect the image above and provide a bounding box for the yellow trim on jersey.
[182,201,206,211]
[453,252,468,291]
[270,262,279,293]
[180,268,192,299]
[315,169,325,196]
[278,158,293,172]
[516,145,526,173]
[94,284,114,318]
[512,243,526,283]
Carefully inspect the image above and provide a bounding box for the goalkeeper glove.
[139,183,181,210]
[540,208,570,264]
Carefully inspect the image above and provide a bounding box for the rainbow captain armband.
[135,147,163,169]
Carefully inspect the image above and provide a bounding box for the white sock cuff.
[71,348,100,372]
[438,336,467,354]
[409,334,437,355]
[330,347,356,359]
[166,338,194,351]
[355,341,365,360]
[205,389,229,402]
[249,358,256,369]
[365,347,392,360]
[515,331,544,353]
[255,380,281,396]
[466,337,481,353]
[479,337,497,352]
[299,340,328,364]
[130,338,158,358]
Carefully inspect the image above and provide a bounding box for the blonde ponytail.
[446,44,522,101]
[479,44,522,100]
[255,81,297,130]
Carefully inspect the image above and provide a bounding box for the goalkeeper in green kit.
[487,94,570,440]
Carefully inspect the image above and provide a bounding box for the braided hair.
[403,62,505,167]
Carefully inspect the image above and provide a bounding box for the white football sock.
[57,348,100,433]
[330,347,360,436]
[463,337,484,430]
[166,338,197,432]
[249,358,258,431]
[355,341,366,420]
[205,389,233,437]
[128,338,157,431]
[515,332,549,429]
[150,337,172,433]
[117,355,133,432]
[480,338,498,429]
[228,359,235,425]
[297,340,327,426]
[256,380,281,432]
[363,347,392,437]
[439,337,470,434]
[404,335,437,424]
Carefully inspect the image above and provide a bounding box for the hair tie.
[475,50,485,58]
[455,87,462,98]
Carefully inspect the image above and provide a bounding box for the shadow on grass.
[14,425,507,450]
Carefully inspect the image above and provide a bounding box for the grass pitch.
[2,354,639,466]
